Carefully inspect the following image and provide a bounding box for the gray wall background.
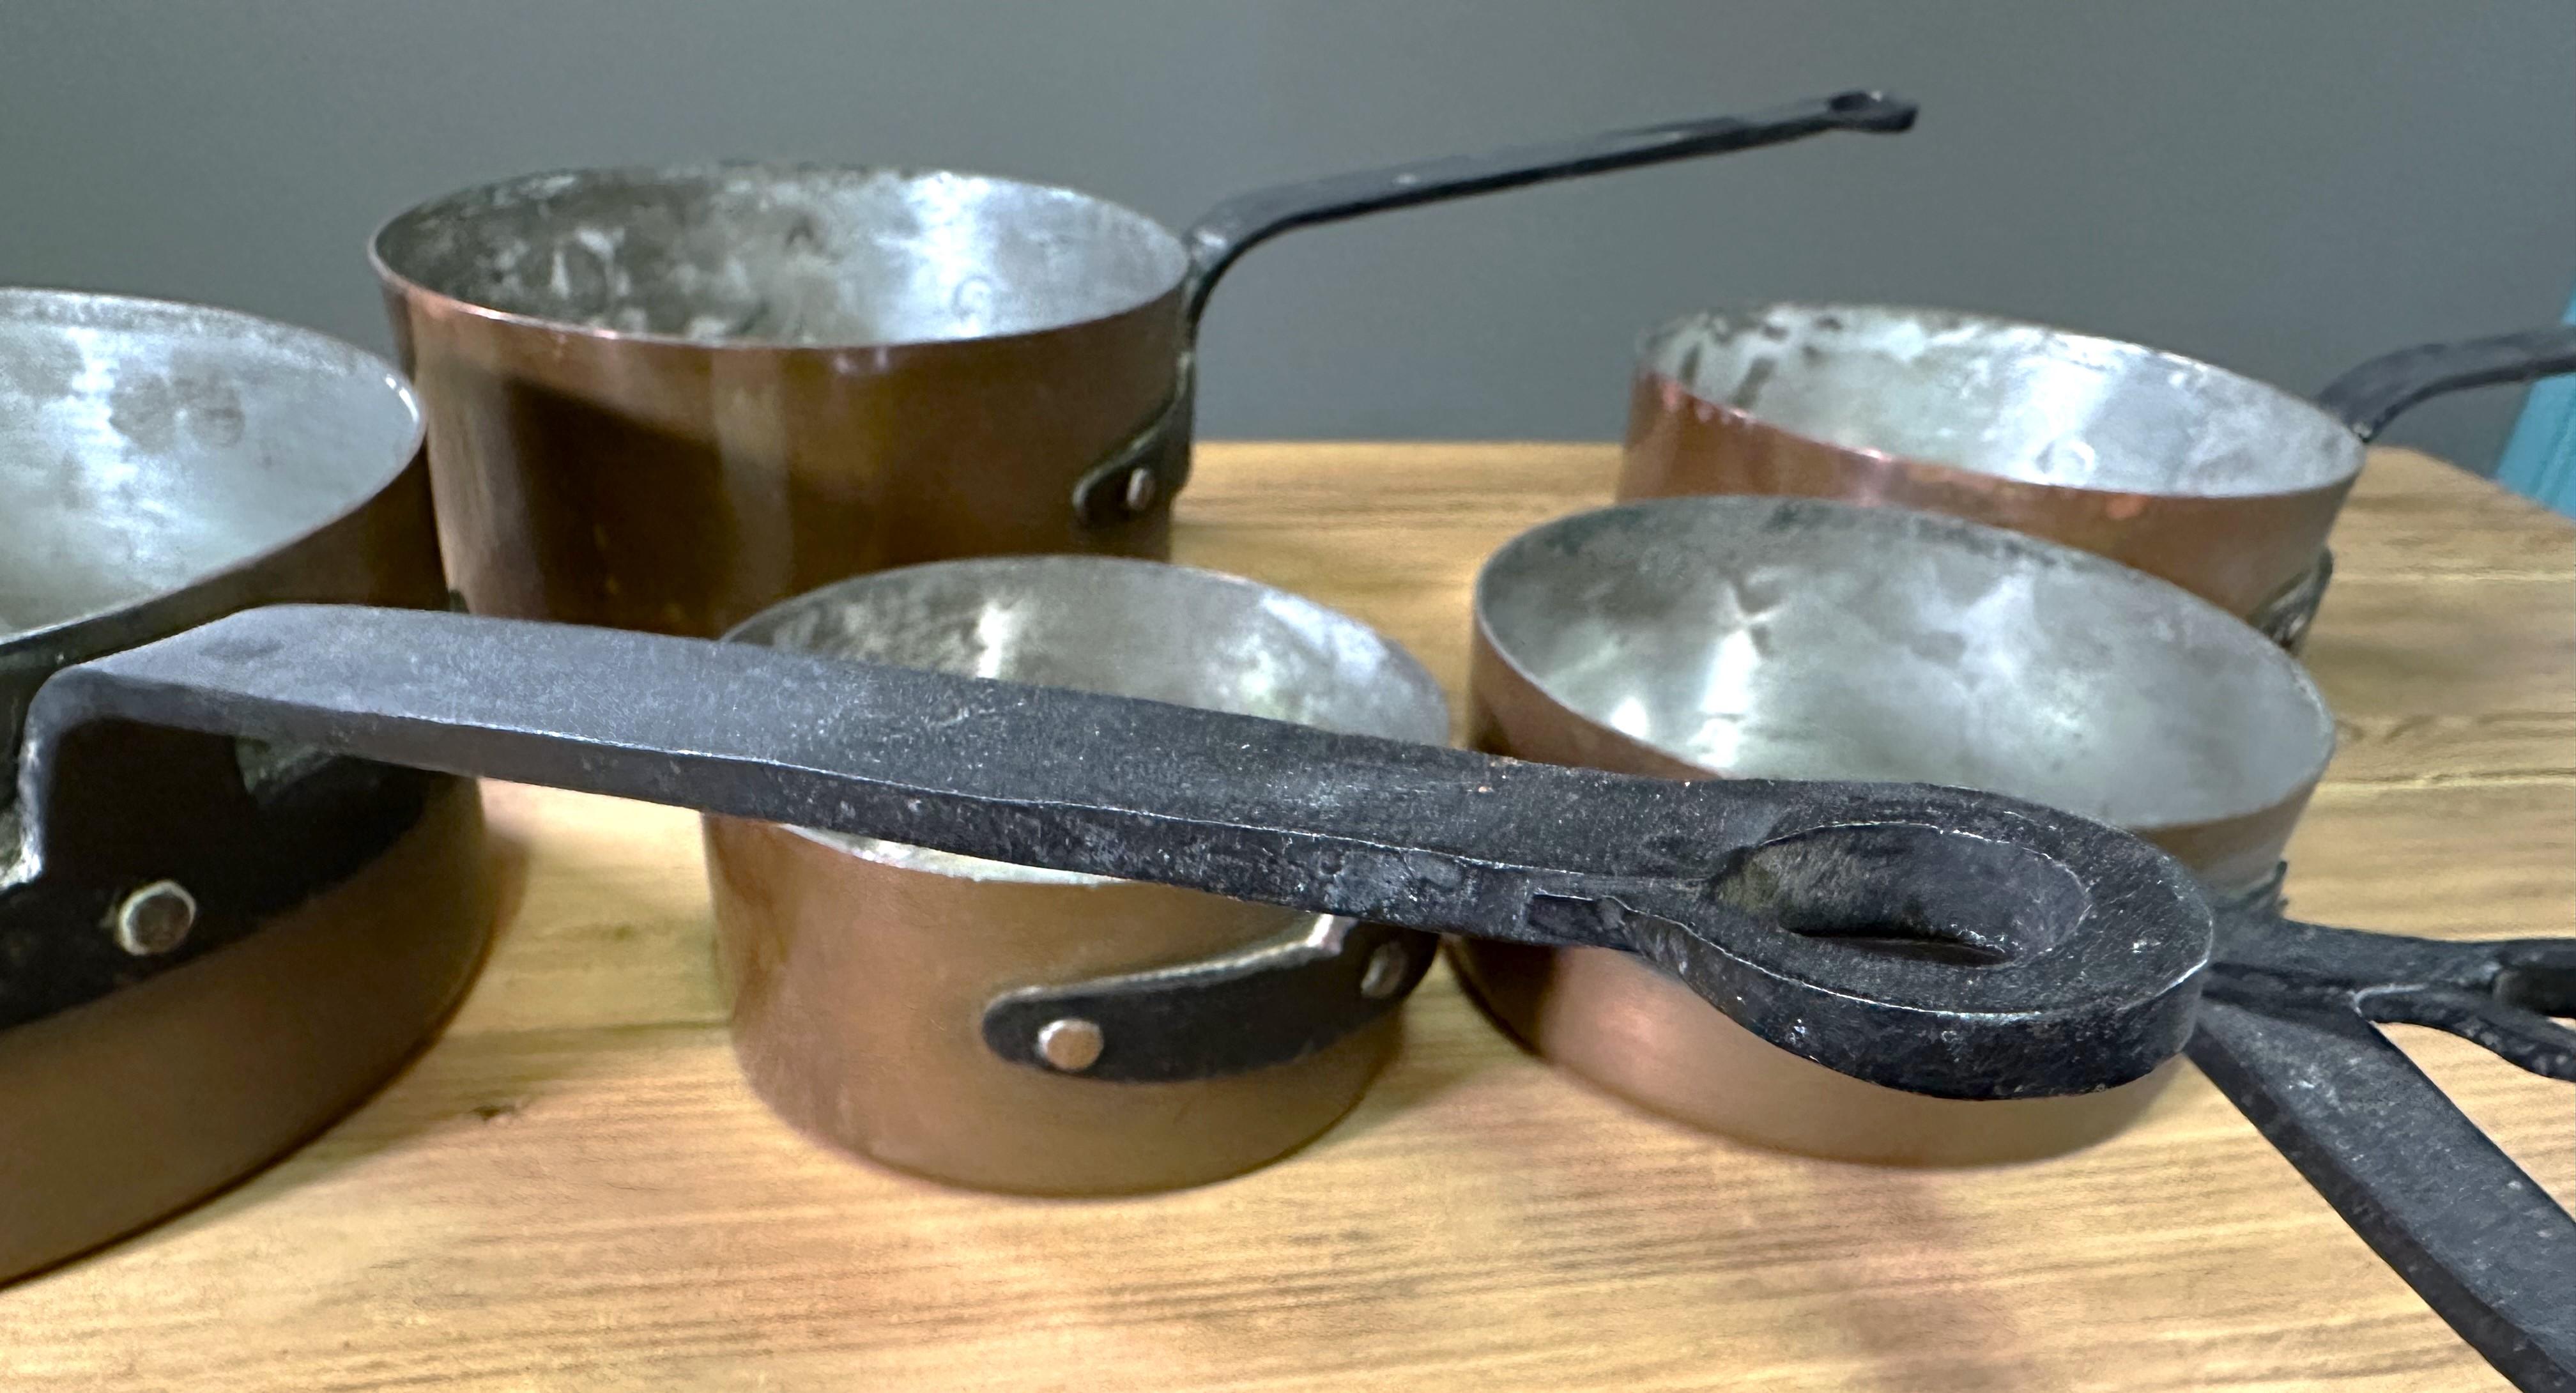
[6,1,2571,472]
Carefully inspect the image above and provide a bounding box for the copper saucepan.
[704,556,1451,1195]
[0,288,491,1281]
[1619,305,2576,647]
[371,91,1915,638]
[1454,495,2337,1164]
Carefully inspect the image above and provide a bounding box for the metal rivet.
[112,881,197,957]
[1036,1017,1105,1072]
[1359,941,1411,999]
[1121,465,1159,512]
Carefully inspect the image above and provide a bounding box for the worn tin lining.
[0,288,424,781]
[1641,305,2362,498]
[1476,495,2334,831]
[372,164,1192,348]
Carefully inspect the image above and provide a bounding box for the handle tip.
[1827,89,1919,134]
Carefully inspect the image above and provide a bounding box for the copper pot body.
[1453,496,2333,1166]
[702,557,1452,1194]
[372,166,1190,638]
[0,289,493,1277]
[1620,306,2361,622]
[707,818,1401,1195]
[0,781,492,1279]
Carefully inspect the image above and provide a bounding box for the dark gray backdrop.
[6,1,2570,470]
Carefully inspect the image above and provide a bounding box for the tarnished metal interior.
[1475,495,2333,836]
[371,164,1192,346]
[0,290,425,761]
[1641,305,2363,496]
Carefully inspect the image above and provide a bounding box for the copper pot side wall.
[1619,373,2354,620]
[383,285,1186,638]
[705,816,1402,1196]
[0,781,494,1282]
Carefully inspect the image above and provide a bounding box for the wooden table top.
[7,444,2569,1392]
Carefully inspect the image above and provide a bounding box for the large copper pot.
[706,557,1452,1194]
[1620,305,2576,647]
[369,91,1914,637]
[1453,495,2335,1165]
[0,289,493,1281]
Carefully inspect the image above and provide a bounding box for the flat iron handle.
[14,603,2204,1102]
[2315,325,2576,442]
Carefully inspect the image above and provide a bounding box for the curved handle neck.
[2315,325,2576,441]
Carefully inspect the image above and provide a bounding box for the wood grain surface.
[4,445,2568,1392]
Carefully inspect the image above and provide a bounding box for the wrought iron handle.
[13,602,2200,1102]
[2196,911,2576,1390]
[1180,89,1917,325]
[1078,89,1916,528]
[2315,325,2576,442]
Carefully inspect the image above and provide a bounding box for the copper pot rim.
[1469,494,2338,833]
[0,286,425,653]
[367,160,1193,356]
[1632,301,2366,502]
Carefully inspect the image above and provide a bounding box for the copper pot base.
[708,814,1402,1196]
[0,781,496,1282]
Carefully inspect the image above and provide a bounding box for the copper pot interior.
[1460,495,2334,1163]
[709,555,1451,1194]
[371,164,1192,348]
[1478,495,2333,867]
[0,289,427,751]
[1639,304,2363,499]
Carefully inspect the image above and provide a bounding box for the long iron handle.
[1179,89,1916,325]
[1075,89,1915,528]
[13,603,2202,1102]
[2195,912,2576,1391]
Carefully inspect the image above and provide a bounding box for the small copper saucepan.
[370,91,1913,638]
[1620,305,2576,647]
[701,556,1450,1194]
[1454,495,2336,1164]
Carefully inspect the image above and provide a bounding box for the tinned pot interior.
[371,164,1193,350]
[1638,304,2364,499]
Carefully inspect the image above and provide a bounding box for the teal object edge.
[2494,286,2576,514]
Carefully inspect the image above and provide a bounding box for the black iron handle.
[1178,89,1917,326]
[2314,325,2576,442]
[2196,910,2576,1390]
[2207,912,2576,1080]
[13,602,2203,1102]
